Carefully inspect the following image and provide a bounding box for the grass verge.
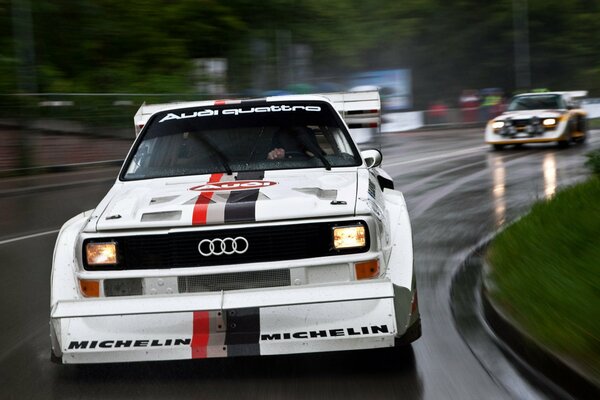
[486,177,600,381]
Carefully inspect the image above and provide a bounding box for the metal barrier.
[1,93,598,175]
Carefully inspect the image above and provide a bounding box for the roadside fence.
[1,93,599,175]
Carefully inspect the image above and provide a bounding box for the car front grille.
[510,119,531,130]
[178,269,291,293]
[83,220,369,271]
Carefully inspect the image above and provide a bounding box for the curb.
[481,256,600,399]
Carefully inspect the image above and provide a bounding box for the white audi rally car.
[50,92,420,364]
[485,91,588,150]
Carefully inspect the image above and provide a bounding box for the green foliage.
[487,178,600,379]
[0,0,16,94]
[586,149,600,175]
[1,0,600,101]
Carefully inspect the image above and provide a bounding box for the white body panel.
[92,170,358,231]
[55,296,395,364]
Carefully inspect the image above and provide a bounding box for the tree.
[1,0,599,104]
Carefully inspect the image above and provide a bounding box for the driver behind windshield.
[123,101,361,180]
[267,126,323,160]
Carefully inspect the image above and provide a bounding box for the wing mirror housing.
[361,149,382,168]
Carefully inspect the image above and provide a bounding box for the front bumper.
[485,120,568,145]
[51,280,397,364]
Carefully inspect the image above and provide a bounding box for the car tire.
[50,350,62,364]
[558,119,575,148]
[573,134,586,144]
[395,318,422,346]
[557,137,571,148]
[576,115,586,133]
[573,117,587,144]
[492,144,505,151]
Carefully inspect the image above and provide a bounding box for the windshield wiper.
[196,133,233,175]
[312,148,332,171]
[297,130,332,171]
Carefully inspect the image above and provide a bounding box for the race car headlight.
[333,226,366,249]
[542,118,557,127]
[492,121,505,130]
[85,242,118,265]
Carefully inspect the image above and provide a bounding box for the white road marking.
[384,145,488,167]
[0,229,60,246]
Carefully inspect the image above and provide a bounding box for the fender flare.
[50,210,92,359]
[382,189,418,335]
[51,210,92,310]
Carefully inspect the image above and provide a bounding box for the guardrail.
[1,93,599,175]
[0,93,218,139]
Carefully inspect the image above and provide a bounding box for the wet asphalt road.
[0,128,597,400]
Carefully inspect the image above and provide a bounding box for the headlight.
[333,225,366,249]
[85,242,118,265]
[542,118,557,127]
[492,121,505,129]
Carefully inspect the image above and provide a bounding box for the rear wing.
[133,91,381,136]
[564,90,588,99]
[561,91,588,109]
[317,90,381,131]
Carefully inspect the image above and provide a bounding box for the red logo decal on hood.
[190,180,278,192]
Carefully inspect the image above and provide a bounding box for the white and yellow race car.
[485,91,588,150]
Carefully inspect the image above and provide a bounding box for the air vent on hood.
[150,196,179,205]
[141,211,182,222]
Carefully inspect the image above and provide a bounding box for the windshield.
[507,94,565,111]
[122,101,361,180]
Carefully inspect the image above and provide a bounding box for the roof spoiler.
[133,91,381,137]
[316,90,381,131]
[565,90,588,98]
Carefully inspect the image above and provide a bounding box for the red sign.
[190,180,278,192]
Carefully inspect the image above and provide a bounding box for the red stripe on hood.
[192,173,224,225]
[191,311,210,359]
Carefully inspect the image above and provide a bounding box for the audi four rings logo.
[198,237,249,256]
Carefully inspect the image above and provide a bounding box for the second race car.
[485,91,588,150]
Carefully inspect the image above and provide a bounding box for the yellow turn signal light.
[355,259,380,280]
[79,279,100,297]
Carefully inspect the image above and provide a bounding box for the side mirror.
[361,149,382,168]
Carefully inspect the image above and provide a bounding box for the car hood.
[93,170,358,231]
[495,110,564,120]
